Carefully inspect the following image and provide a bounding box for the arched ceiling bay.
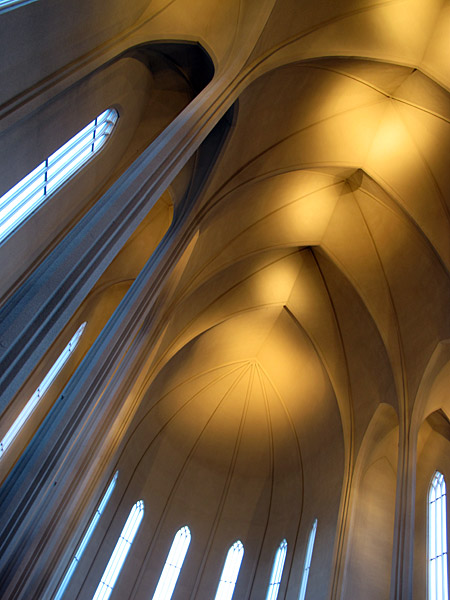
[119,305,345,540]
[115,1,450,533]
[242,0,450,89]
[135,55,450,471]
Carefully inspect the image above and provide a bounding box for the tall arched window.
[266,539,288,600]
[152,525,191,600]
[54,471,118,600]
[0,321,86,459]
[92,500,144,600]
[214,540,244,600]
[299,519,317,600]
[0,108,118,245]
[429,471,448,600]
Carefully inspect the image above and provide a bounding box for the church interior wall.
[1,1,450,599]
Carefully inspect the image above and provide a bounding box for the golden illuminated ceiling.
[115,0,450,532]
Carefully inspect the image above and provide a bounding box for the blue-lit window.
[152,525,191,600]
[299,519,317,600]
[0,322,86,459]
[429,471,449,600]
[0,108,118,245]
[0,0,37,13]
[92,500,144,600]
[266,539,287,600]
[54,471,118,600]
[214,540,244,600]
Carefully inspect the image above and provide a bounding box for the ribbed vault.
[3,1,450,599]
[117,46,450,598]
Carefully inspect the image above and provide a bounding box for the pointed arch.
[266,539,288,600]
[92,500,144,600]
[214,540,244,600]
[151,525,191,600]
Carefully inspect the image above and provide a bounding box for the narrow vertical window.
[214,540,244,600]
[151,525,191,600]
[54,471,118,600]
[266,539,288,600]
[299,519,317,600]
[0,0,38,11]
[429,471,448,600]
[0,108,118,244]
[92,500,144,600]
[0,321,86,459]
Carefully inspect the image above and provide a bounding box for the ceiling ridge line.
[243,0,401,75]
[117,361,251,458]
[355,171,450,280]
[253,358,306,595]
[200,100,386,218]
[129,360,253,600]
[181,181,339,297]
[129,362,254,599]
[245,363,277,597]
[188,361,254,598]
[389,99,450,224]
[351,189,410,407]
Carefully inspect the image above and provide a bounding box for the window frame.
[0,321,86,460]
[299,519,317,600]
[0,108,118,246]
[428,470,449,600]
[0,0,38,14]
[214,540,245,600]
[266,539,288,600]
[53,471,119,600]
[151,525,191,600]
[91,499,144,600]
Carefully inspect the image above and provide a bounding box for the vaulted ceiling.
[112,0,450,561]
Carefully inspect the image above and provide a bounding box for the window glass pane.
[299,520,317,600]
[0,322,86,459]
[54,472,118,600]
[0,108,118,244]
[429,471,449,600]
[48,120,96,164]
[214,540,244,600]
[266,539,288,600]
[0,162,45,210]
[0,0,38,10]
[152,526,191,600]
[91,500,144,600]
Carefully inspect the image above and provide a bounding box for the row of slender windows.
[1,102,313,600]
[10,321,449,600]
[1,31,448,600]
[0,109,118,458]
[67,467,447,600]
[54,471,318,600]
[4,103,446,600]
[0,107,118,455]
